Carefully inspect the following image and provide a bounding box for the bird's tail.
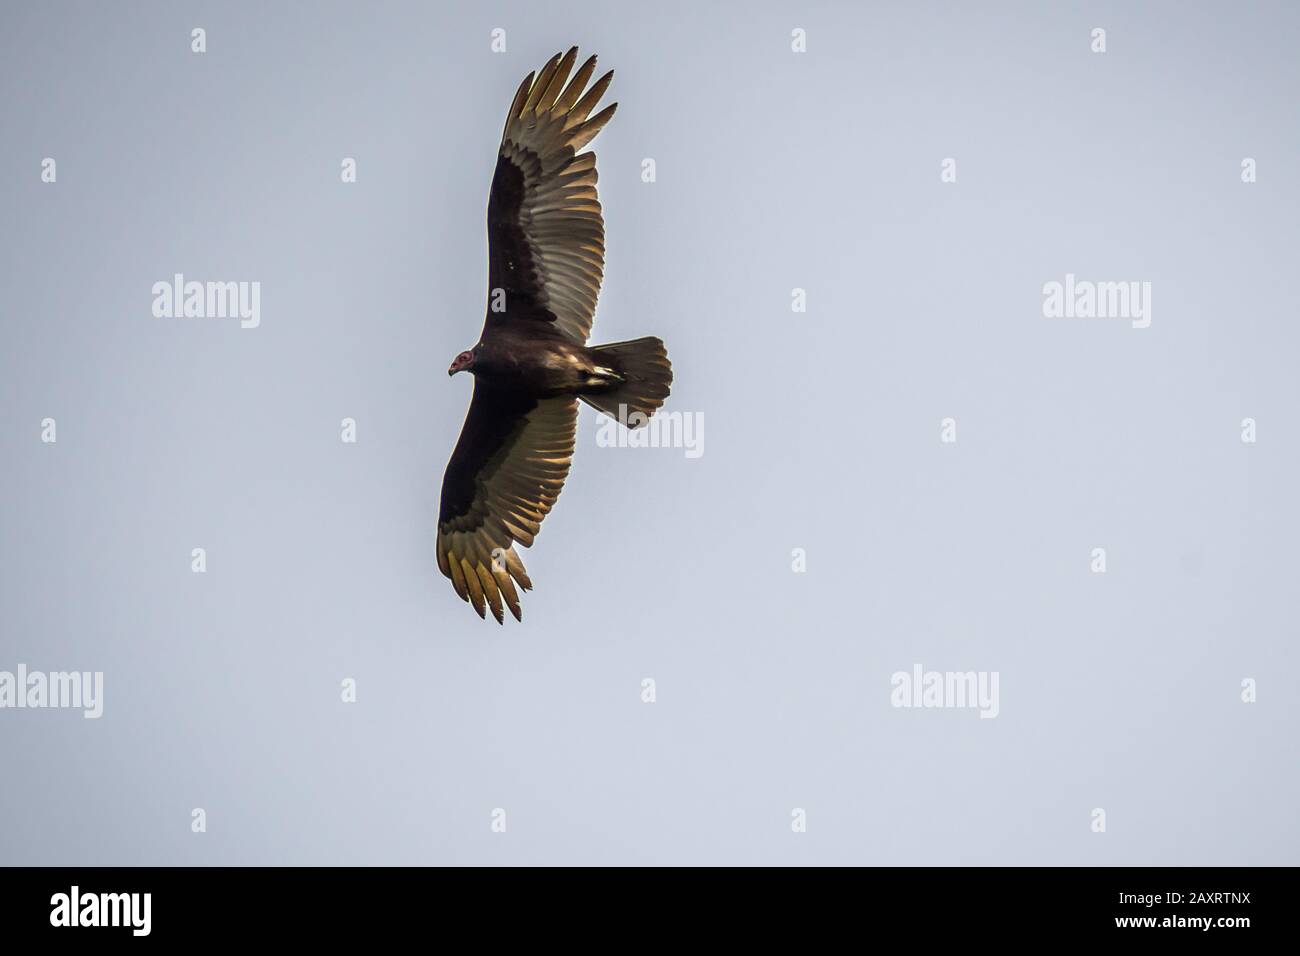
[581,337,673,428]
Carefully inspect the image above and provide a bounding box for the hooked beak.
[449,351,473,376]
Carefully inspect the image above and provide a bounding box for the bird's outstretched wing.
[437,384,578,622]
[486,47,616,344]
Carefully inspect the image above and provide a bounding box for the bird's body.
[436,48,673,623]
[471,321,618,396]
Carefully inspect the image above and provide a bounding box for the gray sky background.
[1,0,1296,865]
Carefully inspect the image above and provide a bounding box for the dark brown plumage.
[437,48,673,623]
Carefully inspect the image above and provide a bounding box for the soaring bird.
[437,48,673,623]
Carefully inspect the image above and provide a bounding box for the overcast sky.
[1,0,1296,864]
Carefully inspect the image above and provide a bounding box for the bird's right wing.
[437,384,578,622]
[485,47,616,344]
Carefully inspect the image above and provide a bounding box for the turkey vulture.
[437,48,673,623]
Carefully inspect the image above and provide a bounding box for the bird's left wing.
[485,47,616,344]
[437,384,578,622]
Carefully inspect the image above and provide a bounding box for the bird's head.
[448,348,477,377]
